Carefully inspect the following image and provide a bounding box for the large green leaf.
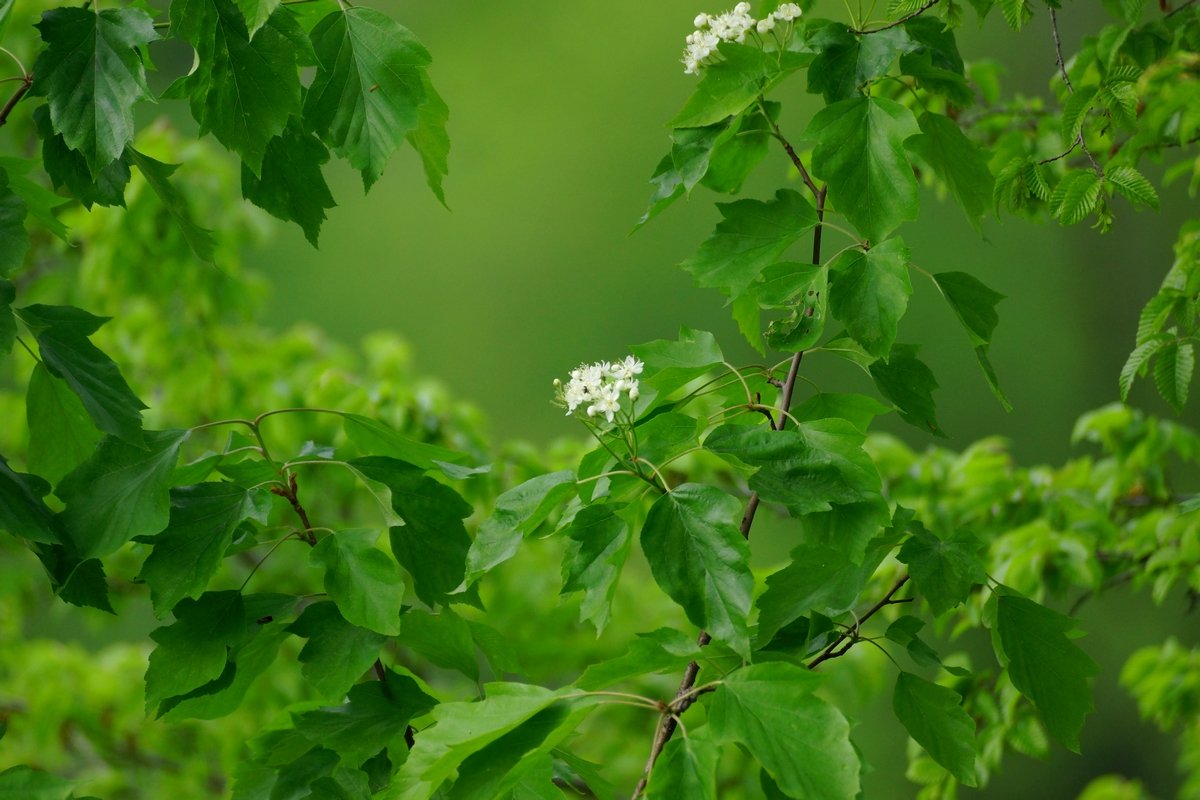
[15,305,147,445]
[242,119,335,246]
[645,728,720,800]
[311,529,405,636]
[708,663,859,798]
[906,112,994,228]
[640,483,753,657]
[145,590,246,711]
[897,524,985,616]
[1154,340,1194,412]
[0,455,63,544]
[828,238,912,359]
[869,343,945,436]
[304,7,431,190]
[758,262,829,353]
[26,363,104,487]
[681,189,818,297]
[170,0,301,173]
[994,592,1099,752]
[893,672,978,785]
[398,607,479,681]
[805,96,921,243]
[462,470,575,586]
[138,482,268,617]
[33,7,157,174]
[126,148,217,262]
[560,502,632,633]
[807,23,915,102]
[294,676,435,766]
[57,429,191,559]
[287,601,386,702]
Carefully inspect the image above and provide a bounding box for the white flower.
[711,9,755,43]
[734,2,751,13]
[773,3,803,21]
[694,12,711,27]
[564,379,588,414]
[757,16,775,33]
[588,383,622,423]
[612,355,644,381]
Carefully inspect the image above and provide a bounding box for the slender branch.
[631,188,828,799]
[852,0,940,34]
[1167,0,1199,18]
[808,575,910,668]
[1049,9,1104,176]
[0,73,32,129]
[762,105,821,200]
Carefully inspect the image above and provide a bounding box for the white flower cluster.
[683,3,804,75]
[557,356,644,423]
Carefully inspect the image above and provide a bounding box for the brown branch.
[0,74,32,128]
[1049,9,1104,176]
[808,575,910,668]
[853,0,941,34]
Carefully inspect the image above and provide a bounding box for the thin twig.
[852,0,940,34]
[1049,9,1104,176]
[808,575,910,668]
[1167,0,1199,18]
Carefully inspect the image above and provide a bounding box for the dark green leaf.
[304,7,430,190]
[994,592,1099,752]
[708,663,859,799]
[681,189,818,297]
[560,503,632,634]
[126,148,216,262]
[808,23,915,102]
[294,677,435,765]
[645,729,719,800]
[828,238,912,359]
[0,278,13,353]
[0,169,28,277]
[932,271,1003,347]
[469,620,524,677]
[399,607,479,681]
[703,101,777,194]
[25,362,104,488]
[640,483,752,657]
[242,120,335,246]
[907,112,994,227]
[33,7,157,174]
[287,601,386,702]
[311,529,405,636]
[893,672,977,785]
[885,616,945,671]
[32,543,113,613]
[145,590,246,711]
[0,766,73,800]
[58,429,190,558]
[0,455,63,544]
[898,525,985,615]
[34,106,129,209]
[407,72,450,206]
[869,343,945,436]
[805,96,921,243]
[138,483,268,617]
[462,470,575,586]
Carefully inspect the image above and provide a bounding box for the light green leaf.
[304,7,431,190]
[311,529,405,636]
[58,429,190,558]
[994,592,1099,752]
[0,169,27,277]
[893,672,978,785]
[898,525,985,615]
[294,676,435,765]
[242,119,336,246]
[126,148,216,262]
[406,72,450,206]
[287,601,386,702]
[828,238,912,359]
[645,728,720,800]
[0,766,73,800]
[138,483,268,617]
[996,0,1033,30]
[709,663,859,799]
[670,43,776,128]
[1153,340,1193,412]
[560,502,632,634]
[342,413,468,470]
[906,112,994,227]
[576,628,703,691]
[807,23,915,102]
[234,0,280,34]
[1107,165,1159,210]
[0,454,64,544]
[462,470,575,586]
[145,590,245,711]
[869,343,945,436]
[630,327,725,399]
[791,392,891,433]
[681,188,818,297]
[1050,169,1102,225]
[32,7,157,174]
[806,96,921,243]
[640,483,753,658]
[1061,86,1098,144]
[1119,336,1166,401]
[0,157,70,244]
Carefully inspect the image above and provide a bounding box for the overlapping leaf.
[311,529,405,636]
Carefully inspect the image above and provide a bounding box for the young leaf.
[16,305,147,445]
[287,601,386,702]
[1107,165,1159,210]
[138,483,269,617]
[293,677,435,766]
[994,592,1099,752]
[126,149,217,263]
[1050,170,1102,225]
[145,590,246,711]
[807,23,916,102]
[57,429,191,559]
[311,529,405,636]
[708,663,859,798]
[241,120,336,247]
[640,483,753,657]
[931,271,1012,409]
[996,0,1033,30]
[893,672,978,785]
[805,96,921,243]
[304,7,431,190]
[0,169,28,277]
[1120,337,1166,401]
[462,470,575,586]
[1153,340,1194,412]
[560,503,632,634]
[898,526,985,615]
[645,728,720,800]
[32,6,157,174]
[869,343,945,436]
[680,189,818,297]
[828,238,913,359]
[906,112,995,227]
[0,455,64,544]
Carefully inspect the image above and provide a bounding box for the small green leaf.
[1120,337,1166,400]
[560,503,632,634]
[0,454,64,544]
[828,238,912,359]
[294,677,435,766]
[126,148,216,262]
[58,429,191,559]
[893,672,978,785]
[703,102,778,194]
[242,120,336,246]
[1107,165,1160,210]
[994,592,1099,752]
[288,601,386,702]
[1061,87,1098,144]
[885,616,945,671]
[462,470,576,586]
[311,530,405,636]
[932,271,1003,347]
[640,483,752,657]
[234,0,281,34]
[681,189,818,297]
[1050,170,1102,225]
[1153,340,1194,412]
[759,262,828,353]
[31,543,113,613]
[0,279,13,353]
[870,343,945,436]
[709,663,859,799]
[145,590,246,711]
[645,728,720,800]
[0,157,70,244]
[898,526,985,615]
[906,112,994,227]
[996,0,1033,30]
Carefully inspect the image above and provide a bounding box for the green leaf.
[126,148,216,262]
[893,672,978,785]
[791,392,891,433]
[138,483,268,617]
[34,106,129,209]
[0,454,64,544]
[670,43,776,128]
[304,7,431,190]
[645,728,720,800]
[311,529,405,636]
[58,429,190,559]
[640,483,753,658]
[704,419,881,515]
[630,327,725,399]
[26,362,104,487]
[242,119,336,246]
[994,592,1099,751]
[342,413,468,470]
[870,343,945,436]
[287,601,386,702]
[145,590,246,711]
[0,766,73,800]
[807,23,915,102]
[1120,336,1166,401]
[1061,86,1098,144]
[0,279,12,353]
[31,543,113,612]
[680,189,818,296]
[32,6,157,174]
[639,121,734,228]
[398,607,479,681]
[996,0,1033,30]
[393,683,564,800]
[1153,340,1194,412]
[906,112,994,227]
[406,72,450,206]
[560,503,632,633]
[294,677,435,765]
[0,169,29,277]
[759,262,829,353]
[462,470,576,587]
[898,526,985,615]
[1107,165,1159,210]
[0,157,70,244]
[708,663,859,799]
[885,616,946,671]
[931,271,1012,409]
[234,0,280,35]
[806,96,921,243]
[576,628,703,691]
[1050,170,1102,225]
[828,238,912,359]
[703,102,777,194]
[170,0,300,172]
